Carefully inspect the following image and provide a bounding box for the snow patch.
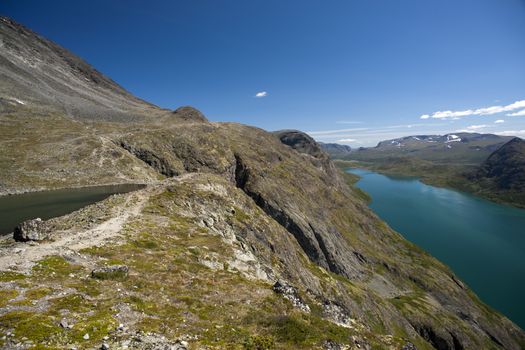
[445,134,461,143]
[6,97,27,106]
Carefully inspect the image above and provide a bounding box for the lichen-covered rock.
[401,342,417,350]
[113,332,188,350]
[13,218,49,242]
[91,265,129,280]
[272,280,310,312]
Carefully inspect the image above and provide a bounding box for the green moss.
[65,278,102,297]
[91,268,128,281]
[0,271,26,282]
[0,311,63,343]
[50,294,91,313]
[125,295,161,314]
[0,290,18,307]
[68,309,117,344]
[232,206,250,223]
[136,317,164,333]
[25,287,53,301]
[32,256,84,278]
[251,312,351,347]
[243,335,275,350]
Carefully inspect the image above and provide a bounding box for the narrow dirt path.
[0,188,151,273]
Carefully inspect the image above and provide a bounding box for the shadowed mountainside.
[335,132,525,207]
[319,142,352,159]
[0,16,524,349]
[465,137,525,205]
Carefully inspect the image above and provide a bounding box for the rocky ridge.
[0,16,524,350]
[466,137,525,206]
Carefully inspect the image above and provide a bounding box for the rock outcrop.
[13,218,49,242]
[171,106,208,123]
[319,142,352,159]
[467,137,525,206]
[0,16,524,350]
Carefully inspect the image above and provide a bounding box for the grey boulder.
[13,218,49,242]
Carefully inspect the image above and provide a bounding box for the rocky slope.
[319,143,352,159]
[466,138,525,206]
[0,16,524,350]
[335,133,525,207]
[347,133,513,165]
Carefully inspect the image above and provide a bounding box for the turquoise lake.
[348,168,525,330]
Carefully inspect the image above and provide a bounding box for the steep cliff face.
[0,16,161,121]
[319,142,352,159]
[0,16,524,350]
[476,138,525,189]
[466,137,525,206]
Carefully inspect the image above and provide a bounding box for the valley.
[331,133,525,208]
[347,168,525,330]
[0,15,524,350]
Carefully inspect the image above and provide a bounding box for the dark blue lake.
[348,168,525,329]
[0,184,144,235]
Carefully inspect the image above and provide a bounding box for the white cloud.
[494,130,525,136]
[307,127,369,136]
[420,99,525,120]
[335,120,363,124]
[337,138,357,143]
[508,109,525,116]
[494,119,505,124]
[465,124,488,130]
[254,91,267,98]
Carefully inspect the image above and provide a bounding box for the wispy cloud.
[494,119,505,124]
[420,100,525,120]
[463,124,489,131]
[254,91,267,98]
[335,120,363,125]
[495,130,525,136]
[307,127,369,136]
[508,109,525,117]
[337,138,357,143]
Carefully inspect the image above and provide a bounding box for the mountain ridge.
[466,137,525,205]
[0,16,524,349]
[335,132,525,207]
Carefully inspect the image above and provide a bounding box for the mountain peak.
[0,16,158,121]
[474,137,525,192]
[171,106,208,122]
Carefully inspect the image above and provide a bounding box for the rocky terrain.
[336,133,525,207]
[0,16,524,350]
[347,133,513,165]
[318,143,352,159]
[465,138,525,206]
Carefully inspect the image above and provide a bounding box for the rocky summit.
[0,16,524,350]
[466,137,525,206]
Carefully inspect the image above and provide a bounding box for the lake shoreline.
[335,160,525,209]
[0,184,146,236]
[0,181,152,198]
[347,167,525,330]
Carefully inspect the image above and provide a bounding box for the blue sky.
[2,0,525,146]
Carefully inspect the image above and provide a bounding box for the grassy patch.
[0,311,63,343]
[0,290,18,307]
[0,271,26,282]
[32,256,84,278]
[25,287,53,301]
[91,267,128,281]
